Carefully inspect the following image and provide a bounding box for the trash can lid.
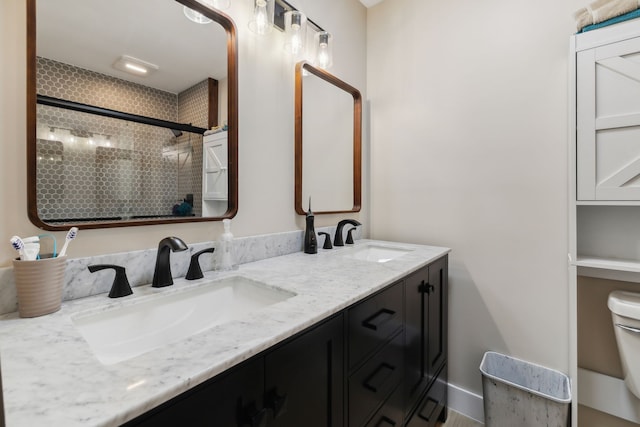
[608,291,640,320]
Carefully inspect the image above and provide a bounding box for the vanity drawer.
[406,365,447,427]
[364,384,403,427]
[348,281,403,370]
[349,332,404,427]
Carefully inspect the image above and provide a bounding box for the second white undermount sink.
[343,244,413,263]
[71,276,295,365]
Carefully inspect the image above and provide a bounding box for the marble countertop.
[0,239,449,426]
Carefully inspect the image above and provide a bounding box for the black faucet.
[334,219,361,246]
[152,236,188,288]
[88,264,133,298]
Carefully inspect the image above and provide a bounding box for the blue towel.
[579,8,640,33]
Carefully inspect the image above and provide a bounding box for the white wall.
[367,0,584,400]
[0,0,367,266]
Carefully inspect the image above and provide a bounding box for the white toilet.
[608,290,640,399]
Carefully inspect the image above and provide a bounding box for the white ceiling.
[37,0,228,94]
[359,0,386,8]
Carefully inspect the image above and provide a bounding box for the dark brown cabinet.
[123,254,448,427]
[124,314,343,427]
[404,256,448,425]
[265,314,344,427]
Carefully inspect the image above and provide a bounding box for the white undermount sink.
[71,276,295,365]
[343,244,413,263]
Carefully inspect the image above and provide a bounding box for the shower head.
[170,129,183,138]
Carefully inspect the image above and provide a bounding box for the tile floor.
[438,409,484,426]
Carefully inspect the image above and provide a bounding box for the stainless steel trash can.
[480,351,571,427]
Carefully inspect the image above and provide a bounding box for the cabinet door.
[404,266,429,416]
[577,36,640,200]
[265,315,344,427]
[427,256,448,380]
[124,357,264,427]
[203,136,228,200]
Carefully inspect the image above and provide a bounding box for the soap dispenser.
[304,198,318,254]
[216,219,237,271]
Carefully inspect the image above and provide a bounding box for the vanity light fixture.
[112,55,159,77]
[272,0,333,68]
[248,0,274,35]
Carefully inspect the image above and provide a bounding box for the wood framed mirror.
[27,0,238,230]
[295,62,362,215]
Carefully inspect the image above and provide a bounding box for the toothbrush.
[10,236,26,260]
[58,227,78,257]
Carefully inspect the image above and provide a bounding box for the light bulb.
[255,0,269,34]
[315,32,332,69]
[317,43,329,68]
[291,31,303,54]
[249,0,273,35]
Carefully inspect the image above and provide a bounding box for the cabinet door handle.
[265,387,288,419]
[418,280,434,294]
[363,362,396,393]
[362,308,396,331]
[239,402,268,427]
[374,415,397,427]
[417,397,439,422]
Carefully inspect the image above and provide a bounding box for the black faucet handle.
[318,232,333,249]
[88,264,133,298]
[346,227,357,244]
[186,247,215,280]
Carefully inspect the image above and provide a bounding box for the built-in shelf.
[578,368,640,424]
[574,256,640,283]
[577,200,640,206]
[575,256,640,272]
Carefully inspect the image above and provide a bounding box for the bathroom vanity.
[0,239,449,426]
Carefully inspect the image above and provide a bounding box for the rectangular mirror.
[27,0,238,230]
[295,62,362,215]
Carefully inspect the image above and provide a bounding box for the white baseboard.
[448,382,485,423]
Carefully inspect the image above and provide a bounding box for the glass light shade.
[284,10,307,57]
[314,31,333,69]
[248,0,274,35]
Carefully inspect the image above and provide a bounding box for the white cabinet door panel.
[578,36,640,200]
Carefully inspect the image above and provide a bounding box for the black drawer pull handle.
[239,401,268,427]
[362,308,396,331]
[265,387,288,419]
[417,397,439,422]
[363,362,396,393]
[374,415,397,427]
